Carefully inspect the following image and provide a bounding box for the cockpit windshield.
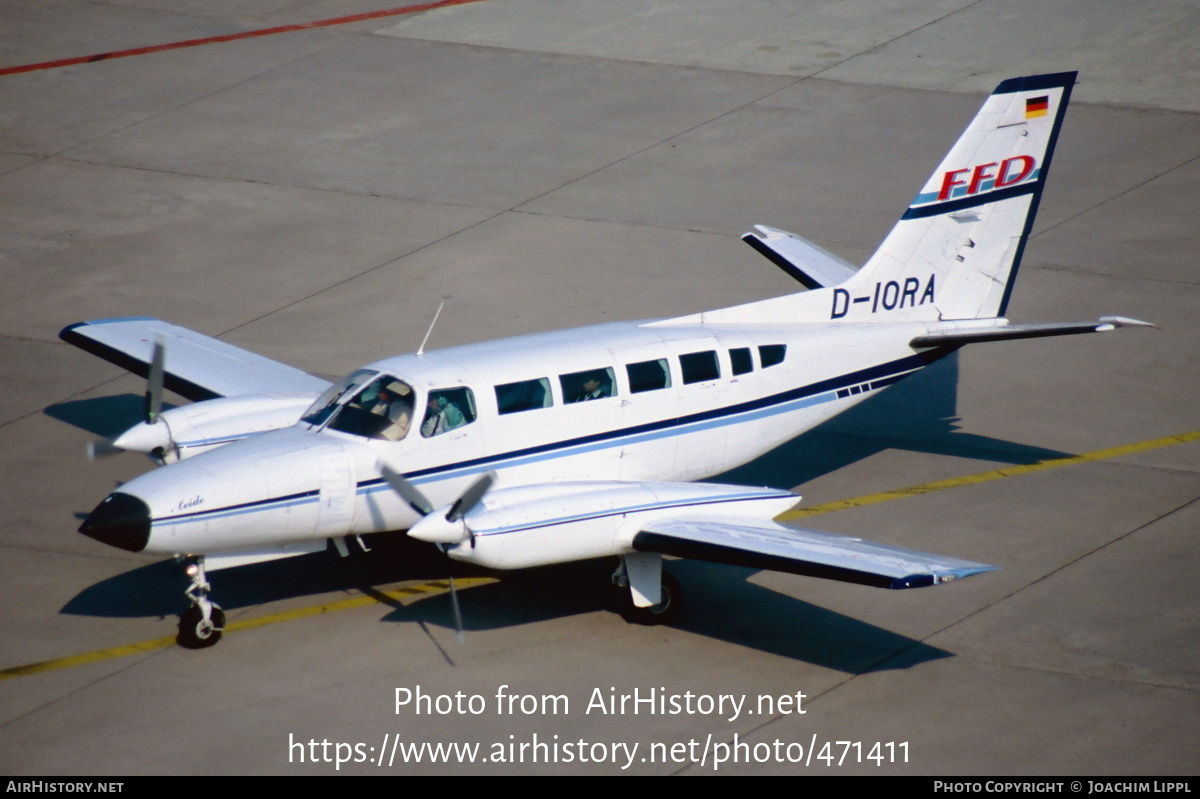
[325,375,416,441]
[300,369,378,428]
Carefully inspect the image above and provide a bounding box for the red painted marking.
[995,155,1035,188]
[937,167,969,201]
[0,0,487,77]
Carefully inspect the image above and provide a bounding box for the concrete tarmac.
[0,0,1196,775]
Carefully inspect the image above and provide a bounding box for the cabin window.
[561,368,616,403]
[729,347,753,376]
[421,387,476,437]
[679,351,720,384]
[759,344,787,368]
[626,359,671,394]
[495,378,553,415]
[300,369,377,427]
[326,376,416,441]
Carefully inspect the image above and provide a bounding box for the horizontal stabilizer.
[742,225,858,289]
[60,317,331,401]
[911,316,1156,349]
[634,519,996,589]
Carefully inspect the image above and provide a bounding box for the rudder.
[834,72,1077,323]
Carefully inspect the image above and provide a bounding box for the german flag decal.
[1025,95,1050,119]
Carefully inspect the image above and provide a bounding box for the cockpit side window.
[326,376,416,441]
[301,369,377,427]
[421,387,476,438]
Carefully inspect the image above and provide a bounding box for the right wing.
[451,480,995,590]
[60,317,331,400]
[634,518,996,589]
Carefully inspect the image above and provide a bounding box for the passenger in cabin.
[568,370,613,403]
[421,392,466,437]
[368,381,413,441]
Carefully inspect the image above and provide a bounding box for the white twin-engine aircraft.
[66,72,1150,648]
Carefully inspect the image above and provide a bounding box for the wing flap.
[634,519,996,590]
[60,317,330,400]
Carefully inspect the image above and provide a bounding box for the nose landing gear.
[178,557,225,649]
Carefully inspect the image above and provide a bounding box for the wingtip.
[1098,316,1158,330]
[893,564,999,589]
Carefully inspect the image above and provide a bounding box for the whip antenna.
[417,300,445,356]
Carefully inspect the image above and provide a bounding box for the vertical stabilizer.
[833,72,1076,323]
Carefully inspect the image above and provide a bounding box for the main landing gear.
[612,553,682,626]
[178,556,225,649]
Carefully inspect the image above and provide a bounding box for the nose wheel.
[178,557,225,649]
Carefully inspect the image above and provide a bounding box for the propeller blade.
[380,465,434,516]
[144,338,165,424]
[446,472,495,522]
[448,576,465,645]
[87,438,124,460]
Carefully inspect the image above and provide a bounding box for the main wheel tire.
[178,604,225,649]
[623,571,682,626]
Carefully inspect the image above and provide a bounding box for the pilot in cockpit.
[368,381,413,440]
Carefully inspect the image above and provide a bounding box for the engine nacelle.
[114,393,318,462]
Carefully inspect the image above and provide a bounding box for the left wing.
[634,518,996,589]
[60,317,331,400]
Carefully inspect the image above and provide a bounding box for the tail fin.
[834,72,1076,322]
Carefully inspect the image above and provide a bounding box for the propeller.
[380,465,433,516]
[87,338,173,461]
[378,465,497,643]
[144,338,165,424]
[380,467,495,549]
[86,438,125,460]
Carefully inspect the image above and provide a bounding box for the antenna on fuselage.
[416,300,445,356]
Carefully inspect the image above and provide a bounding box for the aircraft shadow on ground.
[62,534,947,674]
[45,394,176,439]
[716,352,1072,490]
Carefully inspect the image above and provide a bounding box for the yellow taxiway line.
[0,577,496,682]
[4,429,1197,681]
[776,429,1200,522]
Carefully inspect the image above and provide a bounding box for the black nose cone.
[79,492,151,552]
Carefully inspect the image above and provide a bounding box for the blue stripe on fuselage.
[153,351,936,525]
